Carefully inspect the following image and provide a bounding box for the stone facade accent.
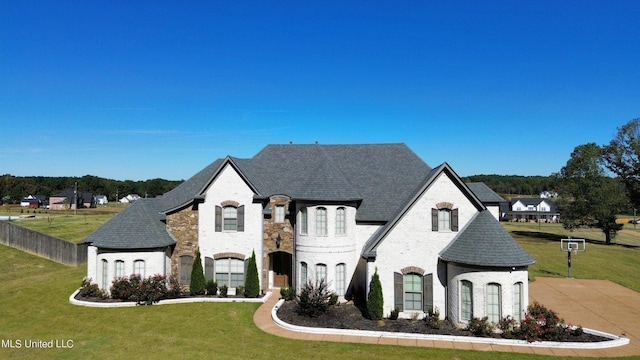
[214,252,246,260]
[262,195,294,290]
[401,266,425,275]
[166,207,199,280]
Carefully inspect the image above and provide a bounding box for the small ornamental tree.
[244,250,260,298]
[367,268,383,320]
[190,249,206,295]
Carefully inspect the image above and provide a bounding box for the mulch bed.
[276,300,609,342]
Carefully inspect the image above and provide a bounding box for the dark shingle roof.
[159,143,432,222]
[83,198,175,249]
[466,182,505,204]
[439,210,535,267]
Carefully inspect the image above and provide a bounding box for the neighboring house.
[20,194,48,209]
[539,191,558,199]
[84,143,534,327]
[465,183,506,221]
[95,195,108,205]
[119,194,141,203]
[50,189,95,210]
[507,198,559,222]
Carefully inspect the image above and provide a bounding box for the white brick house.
[84,143,534,326]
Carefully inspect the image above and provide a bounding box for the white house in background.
[509,198,559,223]
[119,194,141,203]
[83,143,534,327]
[94,195,108,205]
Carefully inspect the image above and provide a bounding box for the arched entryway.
[269,251,292,288]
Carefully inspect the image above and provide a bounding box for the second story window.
[300,208,308,235]
[432,205,459,232]
[215,204,245,232]
[336,207,346,235]
[316,207,327,235]
[275,205,285,223]
[223,206,237,231]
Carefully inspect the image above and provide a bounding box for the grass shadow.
[511,231,639,249]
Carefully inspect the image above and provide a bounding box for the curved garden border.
[69,288,272,308]
[270,299,629,350]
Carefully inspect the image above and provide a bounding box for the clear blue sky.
[2,1,639,181]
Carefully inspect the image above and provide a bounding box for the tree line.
[461,174,554,196]
[0,174,183,204]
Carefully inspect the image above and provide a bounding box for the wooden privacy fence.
[0,221,87,266]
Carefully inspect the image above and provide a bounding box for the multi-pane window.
[101,260,109,291]
[336,207,346,235]
[275,205,285,223]
[300,208,308,235]
[438,209,451,230]
[205,257,214,281]
[486,283,501,324]
[179,255,193,285]
[215,258,244,288]
[300,262,308,286]
[404,273,422,311]
[316,264,327,282]
[223,206,238,231]
[115,260,125,278]
[512,282,523,322]
[335,263,346,296]
[134,260,145,277]
[461,280,473,321]
[316,207,327,235]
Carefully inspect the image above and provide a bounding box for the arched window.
[404,273,422,311]
[134,260,145,277]
[335,263,346,296]
[223,206,238,231]
[336,207,346,235]
[316,207,327,235]
[512,282,523,322]
[486,283,502,324]
[179,255,193,286]
[205,257,214,281]
[300,262,308,286]
[101,260,109,291]
[114,260,125,278]
[300,208,308,235]
[316,263,327,282]
[461,280,473,321]
[215,257,244,288]
[275,205,285,223]
[438,209,451,230]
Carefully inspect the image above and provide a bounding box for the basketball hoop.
[571,247,578,255]
[560,238,586,278]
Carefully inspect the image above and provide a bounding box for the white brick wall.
[88,247,171,291]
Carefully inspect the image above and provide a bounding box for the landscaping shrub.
[519,301,571,342]
[424,306,442,329]
[244,250,260,297]
[296,279,333,318]
[205,279,217,296]
[236,285,245,297]
[466,316,492,336]
[497,316,518,338]
[79,278,107,299]
[328,293,338,306]
[132,274,169,305]
[167,275,182,298]
[219,284,228,297]
[110,275,139,300]
[366,268,383,320]
[388,307,399,320]
[280,286,296,301]
[190,249,206,295]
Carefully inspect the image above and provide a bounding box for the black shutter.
[451,209,459,231]
[431,208,438,231]
[423,273,433,313]
[237,205,245,232]
[394,272,404,312]
[215,206,222,232]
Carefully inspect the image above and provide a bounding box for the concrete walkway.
[253,277,638,357]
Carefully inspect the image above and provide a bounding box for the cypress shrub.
[189,249,206,295]
[244,250,260,297]
[367,268,383,320]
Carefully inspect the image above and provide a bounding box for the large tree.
[603,118,640,209]
[555,143,626,244]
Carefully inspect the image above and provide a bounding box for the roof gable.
[466,182,505,204]
[362,162,485,258]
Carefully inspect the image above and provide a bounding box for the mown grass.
[1,215,639,359]
[0,205,125,243]
[0,244,587,360]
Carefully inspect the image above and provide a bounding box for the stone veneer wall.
[166,207,199,281]
[262,196,294,291]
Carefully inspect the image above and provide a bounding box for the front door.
[270,251,292,287]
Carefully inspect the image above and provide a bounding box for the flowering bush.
[110,274,169,305]
[519,301,570,342]
[79,278,107,299]
[466,316,492,336]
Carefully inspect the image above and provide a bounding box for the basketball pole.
[567,250,572,278]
